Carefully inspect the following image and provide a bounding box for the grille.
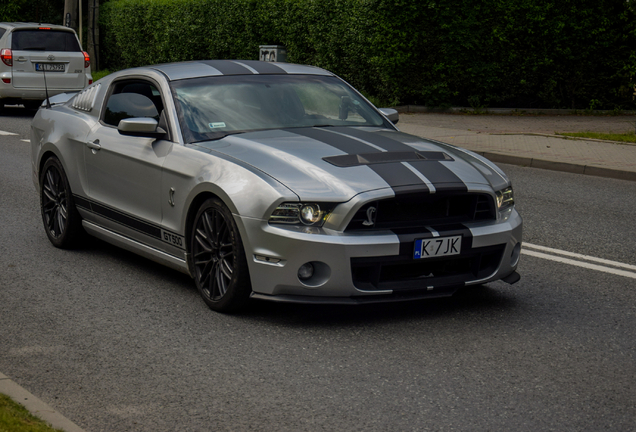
[351,244,506,291]
[346,192,495,231]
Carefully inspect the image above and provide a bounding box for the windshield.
[170,74,390,143]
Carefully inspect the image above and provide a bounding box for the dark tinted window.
[103,80,163,127]
[0,29,6,39]
[11,29,81,52]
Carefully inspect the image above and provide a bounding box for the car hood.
[192,127,510,201]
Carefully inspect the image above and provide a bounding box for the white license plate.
[35,63,65,72]
[413,235,462,259]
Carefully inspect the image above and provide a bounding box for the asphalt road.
[1,109,635,431]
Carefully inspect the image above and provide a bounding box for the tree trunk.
[63,0,78,30]
[87,0,100,71]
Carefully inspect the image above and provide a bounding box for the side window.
[0,29,6,39]
[103,80,165,127]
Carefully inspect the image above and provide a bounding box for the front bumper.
[239,209,523,303]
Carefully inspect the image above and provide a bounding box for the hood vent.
[323,151,453,167]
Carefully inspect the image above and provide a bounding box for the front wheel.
[39,157,83,248]
[190,198,251,313]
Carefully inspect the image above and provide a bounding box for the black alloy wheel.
[191,198,251,312]
[40,157,82,248]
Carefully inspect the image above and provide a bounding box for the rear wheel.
[190,198,251,312]
[39,157,83,248]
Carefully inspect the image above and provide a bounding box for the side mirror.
[117,117,166,139]
[379,108,399,125]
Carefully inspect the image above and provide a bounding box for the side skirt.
[82,220,192,277]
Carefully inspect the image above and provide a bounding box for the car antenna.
[42,66,51,109]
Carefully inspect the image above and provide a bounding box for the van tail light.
[2,78,10,83]
[1,49,12,67]
[83,51,90,68]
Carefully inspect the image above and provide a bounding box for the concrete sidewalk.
[397,113,636,181]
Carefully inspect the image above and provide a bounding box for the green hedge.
[101,0,636,109]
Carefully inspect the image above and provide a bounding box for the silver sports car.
[31,60,522,312]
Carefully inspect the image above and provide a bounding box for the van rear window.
[11,30,80,52]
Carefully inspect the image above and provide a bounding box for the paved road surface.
[1,111,635,431]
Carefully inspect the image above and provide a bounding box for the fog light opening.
[510,242,521,267]
[298,262,314,280]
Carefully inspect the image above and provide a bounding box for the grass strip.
[558,132,636,143]
[0,394,64,432]
[91,69,113,82]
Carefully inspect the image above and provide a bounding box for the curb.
[0,372,86,432]
[493,132,636,147]
[394,105,636,116]
[480,152,636,182]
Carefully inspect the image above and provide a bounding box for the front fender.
[159,144,298,240]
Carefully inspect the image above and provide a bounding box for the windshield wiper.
[190,130,246,144]
[22,47,47,51]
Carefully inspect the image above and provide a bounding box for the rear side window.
[103,80,164,127]
[11,30,81,52]
[0,29,6,39]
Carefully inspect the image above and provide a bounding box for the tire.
[39,157,83,248]
[190,198,251,312]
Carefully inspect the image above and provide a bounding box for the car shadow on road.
[240,284,519,327]
[80,237,520,327]
[0,105,37,119]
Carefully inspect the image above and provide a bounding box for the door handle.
[86,139,101,151]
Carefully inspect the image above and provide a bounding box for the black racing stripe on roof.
[289,128,429,193]
[199,60,255,75]
[236,60,288,74]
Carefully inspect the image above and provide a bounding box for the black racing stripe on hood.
[368,163,430,193]
[332,127,413,152]
[407,160,468,192]
[199,60,254,75]
[291,127,381,154]
[289,128,430,193]
[333,128,468,190]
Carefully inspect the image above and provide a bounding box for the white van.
[0,22,92,110]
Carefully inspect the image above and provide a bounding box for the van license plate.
[414,235,462,259]
[35,63,65,72]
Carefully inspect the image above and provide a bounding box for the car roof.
[147,60,334,81]
[0,22,76,32]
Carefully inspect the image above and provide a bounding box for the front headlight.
[495,186,514,211]
[269,202,336,227]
